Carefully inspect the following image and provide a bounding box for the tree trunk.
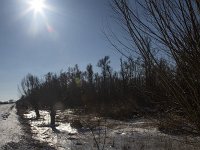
[50,107,56,128]
[34,106,40,119]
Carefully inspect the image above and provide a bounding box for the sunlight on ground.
[24,110,37,119]
[23,110,200,150]
[57,123,77,133]
[24,110,77,149]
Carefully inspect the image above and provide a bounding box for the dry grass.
[20,109,200,150]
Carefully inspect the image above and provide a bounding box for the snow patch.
[0,104,23,147]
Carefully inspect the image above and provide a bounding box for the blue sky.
[0,0,123,101]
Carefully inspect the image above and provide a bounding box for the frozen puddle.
[24,110,200,150]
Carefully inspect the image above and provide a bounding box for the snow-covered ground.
[23,110,200,150]
[0,104,56,150]
[0,105,200,150]
[0,104,22,147]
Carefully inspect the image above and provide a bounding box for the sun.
[29,0,46,14]
[20,0,55,34]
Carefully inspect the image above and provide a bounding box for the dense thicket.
[17,56,171,127]
[109,0,200,130]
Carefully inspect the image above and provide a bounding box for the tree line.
[17,0,200,132]
[17,56,172,128]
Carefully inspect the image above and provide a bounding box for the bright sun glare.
[29,0,46,13]
[21,0,55,34]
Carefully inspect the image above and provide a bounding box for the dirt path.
[0,104,56,150]
[0,104,22,147]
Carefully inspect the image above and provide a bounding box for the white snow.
[57,123,77,133]
[0,104,22,146]
[23,110,200,150]
[0,104,199,149]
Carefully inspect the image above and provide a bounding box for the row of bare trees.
[17,0,200,132]
[17,56,171,127]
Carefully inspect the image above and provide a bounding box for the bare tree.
[42,72,62,128]
[20,73,41,118]
[111,0,200,129]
